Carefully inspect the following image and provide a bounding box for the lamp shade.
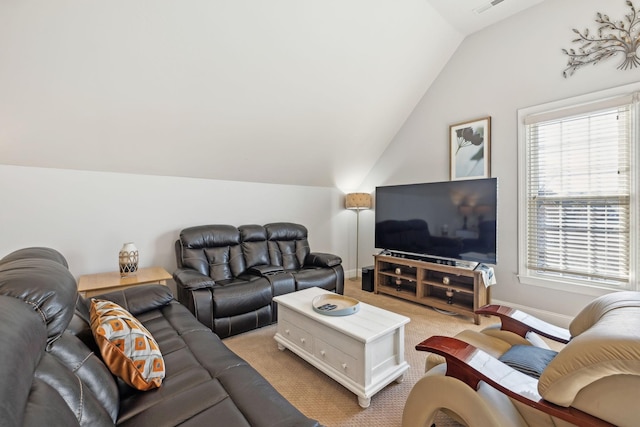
[345,193,372,210]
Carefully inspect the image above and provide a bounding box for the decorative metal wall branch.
[562,0,640,77]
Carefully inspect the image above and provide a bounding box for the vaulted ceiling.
[0,0,543,189]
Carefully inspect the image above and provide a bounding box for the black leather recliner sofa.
[174,222,344,338]
[0,247,319,427]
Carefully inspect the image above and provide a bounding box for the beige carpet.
[224,280,498,427]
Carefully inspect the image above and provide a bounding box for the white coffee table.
[273,287,410,408]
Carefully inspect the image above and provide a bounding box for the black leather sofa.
[174,222,344,338]
[0,247,319,427]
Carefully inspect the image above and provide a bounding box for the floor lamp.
[345,192,372,281]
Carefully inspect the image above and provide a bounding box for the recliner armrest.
[173,268,215,290]
[305,252,342,268]
[417,336,613,427]
[476,304,571,344]
[248,265,285,276]
[93,284,174,316]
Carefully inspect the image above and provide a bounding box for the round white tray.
[312,294,360,316]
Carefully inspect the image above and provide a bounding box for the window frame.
[517,83,639,296]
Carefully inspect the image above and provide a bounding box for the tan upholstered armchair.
[403,291,640,427]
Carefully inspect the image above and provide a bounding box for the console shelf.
[374,254,491,324]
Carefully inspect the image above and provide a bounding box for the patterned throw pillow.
[90,298,165,391]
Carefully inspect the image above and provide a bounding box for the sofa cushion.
[1,294,117,427]
[179,225,247,279]
[48,332,120,422]
[212,278,272,318]
[90,299,165,391]
[205,246,245,280]
[37,349,117,426]
[117,301,319,427]
[0,295,49,427]
[214,305,273,339]
[265,222,310,269]
[239,224,271,268]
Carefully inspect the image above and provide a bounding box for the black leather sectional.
[0,247,319,426]
[174,222,344,338]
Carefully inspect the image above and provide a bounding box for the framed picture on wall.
[449,116,491,180]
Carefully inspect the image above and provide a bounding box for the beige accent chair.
[403,291,640,427]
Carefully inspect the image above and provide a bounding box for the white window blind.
[524,95,633,288]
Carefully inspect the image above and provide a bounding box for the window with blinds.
[521,93,636,290]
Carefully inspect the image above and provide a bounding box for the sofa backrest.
[177,223,316,277]
[0,295,87,427]
[239,224,271,268]
[178,225,247,280]
[0,256,77,346]
[0,248,118,427]
[0,246,69,268]
[265,223,310,270]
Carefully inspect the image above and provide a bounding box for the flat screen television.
[375,178,497,265]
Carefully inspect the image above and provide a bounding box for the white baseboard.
[491,298,573,328]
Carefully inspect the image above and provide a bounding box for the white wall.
[1,165,352,281]
[0,0,461,189]
[359,0,640,322]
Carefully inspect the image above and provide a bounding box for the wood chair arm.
[416,336,613,427]
[476,304,571,344]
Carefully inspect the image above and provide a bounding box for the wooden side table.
[78,266,172,298]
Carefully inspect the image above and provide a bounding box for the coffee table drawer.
[314,337,359,382]
[279,319,313,352]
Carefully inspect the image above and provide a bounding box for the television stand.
[373,254,491,324]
